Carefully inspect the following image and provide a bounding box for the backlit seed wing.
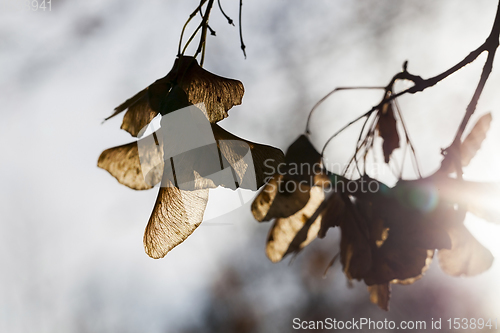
[461,113,492,167]
[318,192,345,238]
[144,181,209,259]
[149,56,244,122]
[251,135,324,222]
[105,87,159,138]
[177,57,244,122]
[265,186,324,263]
[438,223,494,276]
[104,56,244,137]
[212,124,285,190]
[391,250,434,285]
[368,283,391,311]
[251,174,282,222]
[97,131,164,190]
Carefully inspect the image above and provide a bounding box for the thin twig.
[305,86,385,134]
[324,10,500,176]
[182,23,203,55]
[218,0,234,25]
[198,7,216,36]
[320,110,373,157]
[178,0,207,55]
[239,0,246,58]
[194,0,215,66]
[441,1,500,176]
[393,97,422,177]
[340,112,374,177]
[364,41,491,122]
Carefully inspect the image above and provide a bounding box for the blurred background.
[1,0,500,332]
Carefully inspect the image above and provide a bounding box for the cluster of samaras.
[251,94,497,310]
[99,56,497,310]
[99,56,285,258]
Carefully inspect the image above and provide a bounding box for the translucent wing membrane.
[144,181,209,259]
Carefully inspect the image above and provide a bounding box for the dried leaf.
[251,135,326,222]
[392,250,434,285]
[98,124,284,192]
[167,124,284,191]
[104,56,244,137]
[318,192,345,238]
[376,181,453,250]
[364,237,434,286]
[359,184,450,285]
[461,113,492,167]
[338,178,451,286]
[438,222,494,276]
[212,124,284,189]
[106,88,160,138]
[314,171,494,309]
[265,186,324,263]
[106,88,148,120]
[283,135,325,185]
[149,56,244,121]
[252,175,311,222]
[144,180,209,259]
[377,100,400,163]
[368,283,391,311]
[339,203,372,280]
[284,192,330,258]
[97,131,164,190]
[251,174,282,222]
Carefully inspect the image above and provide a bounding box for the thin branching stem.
[178,0,207,55]
[338,113,373,177]
[325,0,500,177]
[194,0,215,66]
[441,0,500,176]
[342,109,379,177]
[239,0,246,58]
[181,23,203,55]
[305,86,385,134]
[201,33,207,66]
[321,110,373,158]
[453,7,500,142]
[367,2,500,122]
[218,0,234,25]
[198,7,216,36]
[393,97,422,177]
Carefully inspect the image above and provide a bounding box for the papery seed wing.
[212,124,285,190]
[368,283,391,311]
[105,87,159,137]
[265,186,324,263]
[149,56,244,122]
[144,181,209,259]
[438,223,494,276]
[461,113,492,167]
[98,131,164,190]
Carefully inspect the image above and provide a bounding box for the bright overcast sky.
[1,1,500,332]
